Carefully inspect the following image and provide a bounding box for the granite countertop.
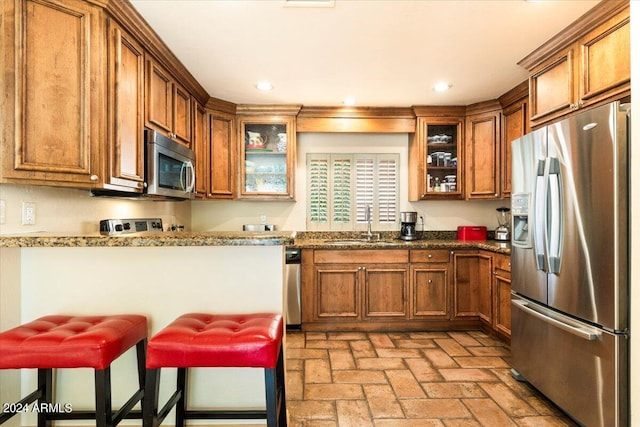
[0,230,510,254]
[0,231,296,248]
[291,231,510,254]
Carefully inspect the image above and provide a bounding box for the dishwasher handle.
[285,248,301,264]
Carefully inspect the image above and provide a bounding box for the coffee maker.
[495,207,511,241]
[399,211,418,241]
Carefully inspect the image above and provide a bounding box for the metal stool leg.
[95,367,113,427]
[265,367,277,427]
[276,348,287,427]
[143,368,160,427]
[37,368,53,427]
[176,368,188,427]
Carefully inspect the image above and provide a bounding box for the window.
[307,153,399,230]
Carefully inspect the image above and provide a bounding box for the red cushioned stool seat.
[0,315,148,427]
[143,313,286,427]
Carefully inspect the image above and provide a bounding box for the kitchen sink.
[323,239,400,246]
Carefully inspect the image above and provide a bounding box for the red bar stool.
[143,313,286,427]
[0,314,147,427]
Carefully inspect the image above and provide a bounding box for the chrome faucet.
[364,205,374,240]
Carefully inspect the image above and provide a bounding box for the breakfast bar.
[0,232,293,426]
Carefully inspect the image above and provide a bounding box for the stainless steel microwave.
[145,129,195,199]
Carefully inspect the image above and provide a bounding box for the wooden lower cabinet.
[451,250,492,320]
[492,253,512,339]
[301,247,510,335]
[410,250,450,319]
[315,264,360,319]
[364,265,408,318]
[303,249,411,330]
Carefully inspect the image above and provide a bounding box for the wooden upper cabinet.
[146,57,192,147]
[173,83,192,144]
[409,107,466,201]
[579,8,630,103]
[529,50,575,124]
[499,82,529,199]
[193,102,208,198]
[465,103,501,199]
[522,2,629,127]
[1,0,103,187]
[195,103,236,200]
[208,111,236,199]
[237,107,299,200]
[105,20,145,192]
[147,59,172,133]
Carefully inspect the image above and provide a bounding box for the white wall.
[0,184,191,234]
[192,133,507,232]
[0,248,20,427]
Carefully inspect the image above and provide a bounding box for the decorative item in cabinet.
[409,110,465,201]
[239,117,295,199]
[244,124,286,193]
[426,124,459,193]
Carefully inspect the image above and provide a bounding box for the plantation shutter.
[355,156,374,224]
[307,153,399,230]
[377,155,398,224]
[331,157,352,225]
[308,156,329,225]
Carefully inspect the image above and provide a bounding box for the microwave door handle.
[179,163,187,191]
[186,161,195,192]
[547,157,562,274]
[534,159,547,271]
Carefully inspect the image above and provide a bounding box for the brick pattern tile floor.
[285,330,579,427]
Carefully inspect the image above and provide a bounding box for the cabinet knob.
[90,175,99,181]
[428,279,433,284]
[428,254,432,258]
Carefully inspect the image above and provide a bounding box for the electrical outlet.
[22,202,36,225]
[0,200,5,225]
[260,214,267,225]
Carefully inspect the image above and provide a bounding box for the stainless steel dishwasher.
[285,248,302,330]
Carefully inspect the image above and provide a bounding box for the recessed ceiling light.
[256,81,273,91]
[284,0,335,8]
[433,82,452,92]
[343,97,356,106]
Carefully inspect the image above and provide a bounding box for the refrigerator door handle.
[547,157,562,274]
[512,299,601,341]
[534,159,547,271]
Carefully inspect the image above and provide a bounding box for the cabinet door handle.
[90,175,99,181]
[428,279,433,284]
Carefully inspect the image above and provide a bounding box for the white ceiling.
[130,0,600,107]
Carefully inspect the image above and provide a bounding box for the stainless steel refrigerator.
[510,100,630,427]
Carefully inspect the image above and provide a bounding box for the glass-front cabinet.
[238,115,296,199]
[409,113,465,200]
